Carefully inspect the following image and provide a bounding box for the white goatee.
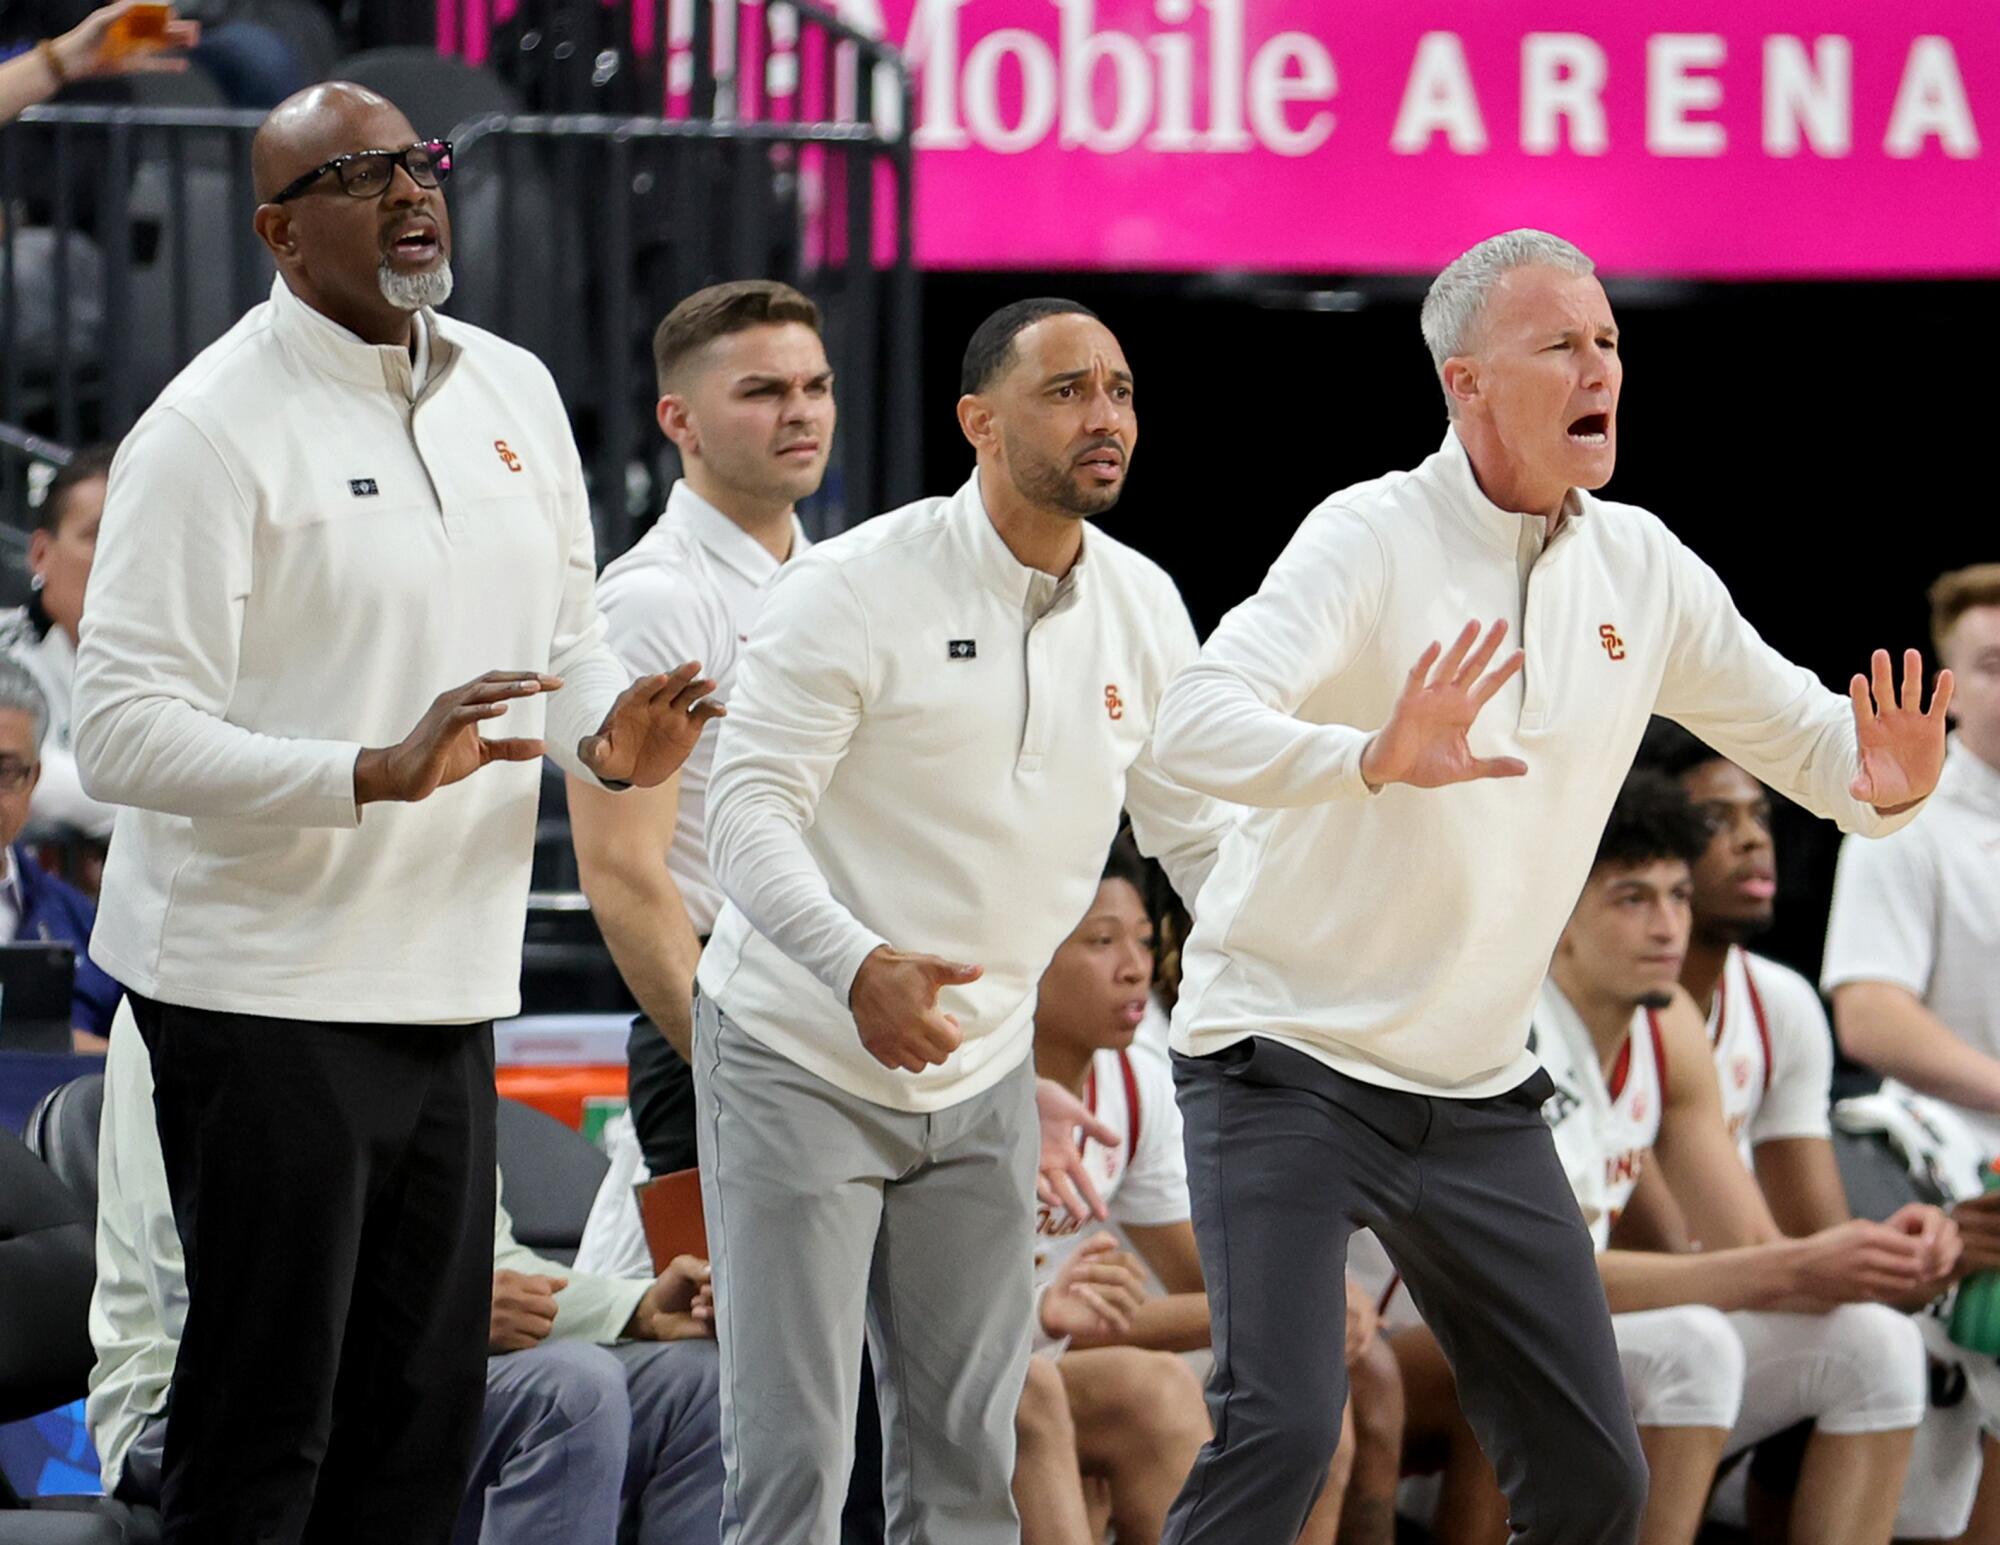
[378,258,454,312]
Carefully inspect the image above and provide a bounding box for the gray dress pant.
[693,992,1038,1545]
[125,1339,723,1544]
[459,1338,723,1545]
[1163,1037,1648,1545]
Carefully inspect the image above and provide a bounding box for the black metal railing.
[0,6,917,555]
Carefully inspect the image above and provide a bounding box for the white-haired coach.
[1150,229,1955,1545]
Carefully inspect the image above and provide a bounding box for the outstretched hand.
[1360,620,1528,791]
[1848,649,1953,813]
[355,670,559,806]
[578,662,724,788]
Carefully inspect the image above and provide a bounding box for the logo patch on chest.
[948,639,977,660]
[494,440,523,473]
[1104,684,1124,720]
[1598,623,1626,661]
[348,478,379,498]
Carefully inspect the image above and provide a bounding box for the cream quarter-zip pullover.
[1157,430,1918,1097]
[696,473,1235,1113]
[74,277,630,1023]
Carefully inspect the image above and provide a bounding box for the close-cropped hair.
[652,281,822,392]
[39,443,117,535]
[960,297,1100,396]
[1929,564,2000,658]
[0,657,50,748]
[1419,229,1595,410]
[1592,768,1711,875]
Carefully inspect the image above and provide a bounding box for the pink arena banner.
[831,0,1997,274]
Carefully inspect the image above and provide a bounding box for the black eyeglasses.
[269,140,454,205]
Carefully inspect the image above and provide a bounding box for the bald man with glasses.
[74,83,721,1545]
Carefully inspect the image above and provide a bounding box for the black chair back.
[495,1096,609,1264]
[24,1074,105,1213]
[0,1130,96,1426]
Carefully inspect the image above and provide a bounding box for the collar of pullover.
[1434,427,1587,555]
[945,472,1090,611]
[268,274,451,398]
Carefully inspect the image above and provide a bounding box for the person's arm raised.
[1151,503,1390,807]
[1655,534,1947,835]
[1355,620,1527,792]
[702,561,894,1010]
[0,2,201,125]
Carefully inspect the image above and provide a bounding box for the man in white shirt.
[0,442,117,842]
[71,83,720,1544]
[1150,229,1955,1545]
[693,298,1232,1542]
[572,278,828,1187]
[89,1006,729,1545]
[1825,566,2000,1152]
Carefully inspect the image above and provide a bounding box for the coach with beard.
[72,83,721,1544]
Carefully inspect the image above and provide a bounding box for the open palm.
[1849,648,1954,811]
[578,662,724,788]
[1361,620,1529,790]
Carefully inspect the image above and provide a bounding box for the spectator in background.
[0,656,119,1047]
[1018,834,1401,1544]
[0,0,199,124]
[0,443,118,847]
[90,1004,729,1545]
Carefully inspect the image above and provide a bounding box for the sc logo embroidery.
[1598,624,1626,661]
[1104,685,1124,721]
[495,440,524,473]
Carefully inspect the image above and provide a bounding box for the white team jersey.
[1535,979,1666,1251]
[1033,1042,1189,1287]
[1706,945,1835,1165]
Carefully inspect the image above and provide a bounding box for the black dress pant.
[626,1014,700,1178]
[131,994,497,1545]
[1163,1036,1648,1545]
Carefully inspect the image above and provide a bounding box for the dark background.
[918,273,1998,985]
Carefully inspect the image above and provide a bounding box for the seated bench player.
[1635,718,1977,1540]
[90,1002,728,1545]
[1017,835,1404,1545]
